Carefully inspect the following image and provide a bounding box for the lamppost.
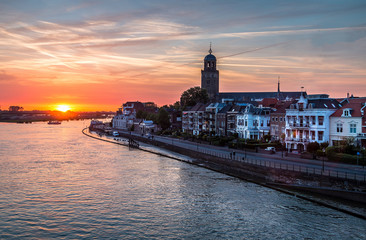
[322,149,325,172]
[244,138,247,160]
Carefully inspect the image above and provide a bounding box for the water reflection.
[0,121,365,239]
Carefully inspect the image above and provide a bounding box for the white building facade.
[182,103,207,135]
[236,104,271,140]
[329,98,366,147]
[285,95,340,152]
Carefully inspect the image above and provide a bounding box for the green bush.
[316,149,325,157]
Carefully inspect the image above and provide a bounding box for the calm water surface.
[0,121,365,239]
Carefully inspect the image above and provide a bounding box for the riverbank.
[83,128,366,220]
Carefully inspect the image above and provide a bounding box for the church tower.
[201,44,219,101]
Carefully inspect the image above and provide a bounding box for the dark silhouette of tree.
[307,142,320,159]
[158,108,171,130]
[180,87,209,108]
[320,142,329,150]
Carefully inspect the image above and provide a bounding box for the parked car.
[112,131,119,136]
[265,147,276,154]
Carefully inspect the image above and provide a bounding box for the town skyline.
[1,0,366,111]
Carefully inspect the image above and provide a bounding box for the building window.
[298,103,304,111]
[311,116,315,125]
[344,110,349,117]
[245,120,247,127]
[336,123,343,133]
[311,131,315,140]
[318,116,324,125]
[318,131,324,141]
[350,123,356,133]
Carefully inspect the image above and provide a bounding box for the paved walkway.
[115,130,366,182]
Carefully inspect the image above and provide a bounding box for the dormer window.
[342,108,352,117]
[298,103,304,111]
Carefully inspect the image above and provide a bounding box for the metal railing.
[196,147,366,182]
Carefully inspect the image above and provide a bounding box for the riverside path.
[120,131,366,183]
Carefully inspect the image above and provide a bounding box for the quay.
[83,128,366,220]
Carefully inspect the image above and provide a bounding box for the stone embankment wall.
[84,129,366,219]
[117,132,364,189]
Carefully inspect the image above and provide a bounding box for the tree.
[157,108,171,130]
[180,87,209,108]
[307,142,320,159]
[136,110,148,119]
[320,142,329,150]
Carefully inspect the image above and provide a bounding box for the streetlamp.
[322,149,325,172]
[244,138,247,160]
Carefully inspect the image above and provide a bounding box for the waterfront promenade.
[118,130,366,184]
[85,128,366,219]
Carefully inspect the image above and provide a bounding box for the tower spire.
[277,76,280,100]
[209,42,212,54]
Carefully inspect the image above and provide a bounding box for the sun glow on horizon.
[56,105,71,112]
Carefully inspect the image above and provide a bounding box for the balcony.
[288,122,310,129]
[285,138,309,143]
[357,133,366,139]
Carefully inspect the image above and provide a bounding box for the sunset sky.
[1,0,365,111]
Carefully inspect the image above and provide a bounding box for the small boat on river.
[48,121,61,125]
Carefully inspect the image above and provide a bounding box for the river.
[0,120,365,239]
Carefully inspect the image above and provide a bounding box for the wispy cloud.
[213,26,366,39]
[0,0,365,109]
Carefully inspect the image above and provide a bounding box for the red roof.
[272,100,294,114]
[331,98,366,118]
[259,98,278,107]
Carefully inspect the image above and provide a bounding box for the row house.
[204,103,225,134]
[113,101,157,130]
[182,103,208,135]
[285,94,341,152]
[226,104,246,136]
[236,104,272,140]
[270,101,293,141]
[122,101,145,116]
[113,114,131,130]
[165,108,182,130]
[330,98,366,147]
[217,105,233,136]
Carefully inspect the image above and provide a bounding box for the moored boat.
[48,120,61,125]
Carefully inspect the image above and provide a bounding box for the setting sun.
[56,105,71,112]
